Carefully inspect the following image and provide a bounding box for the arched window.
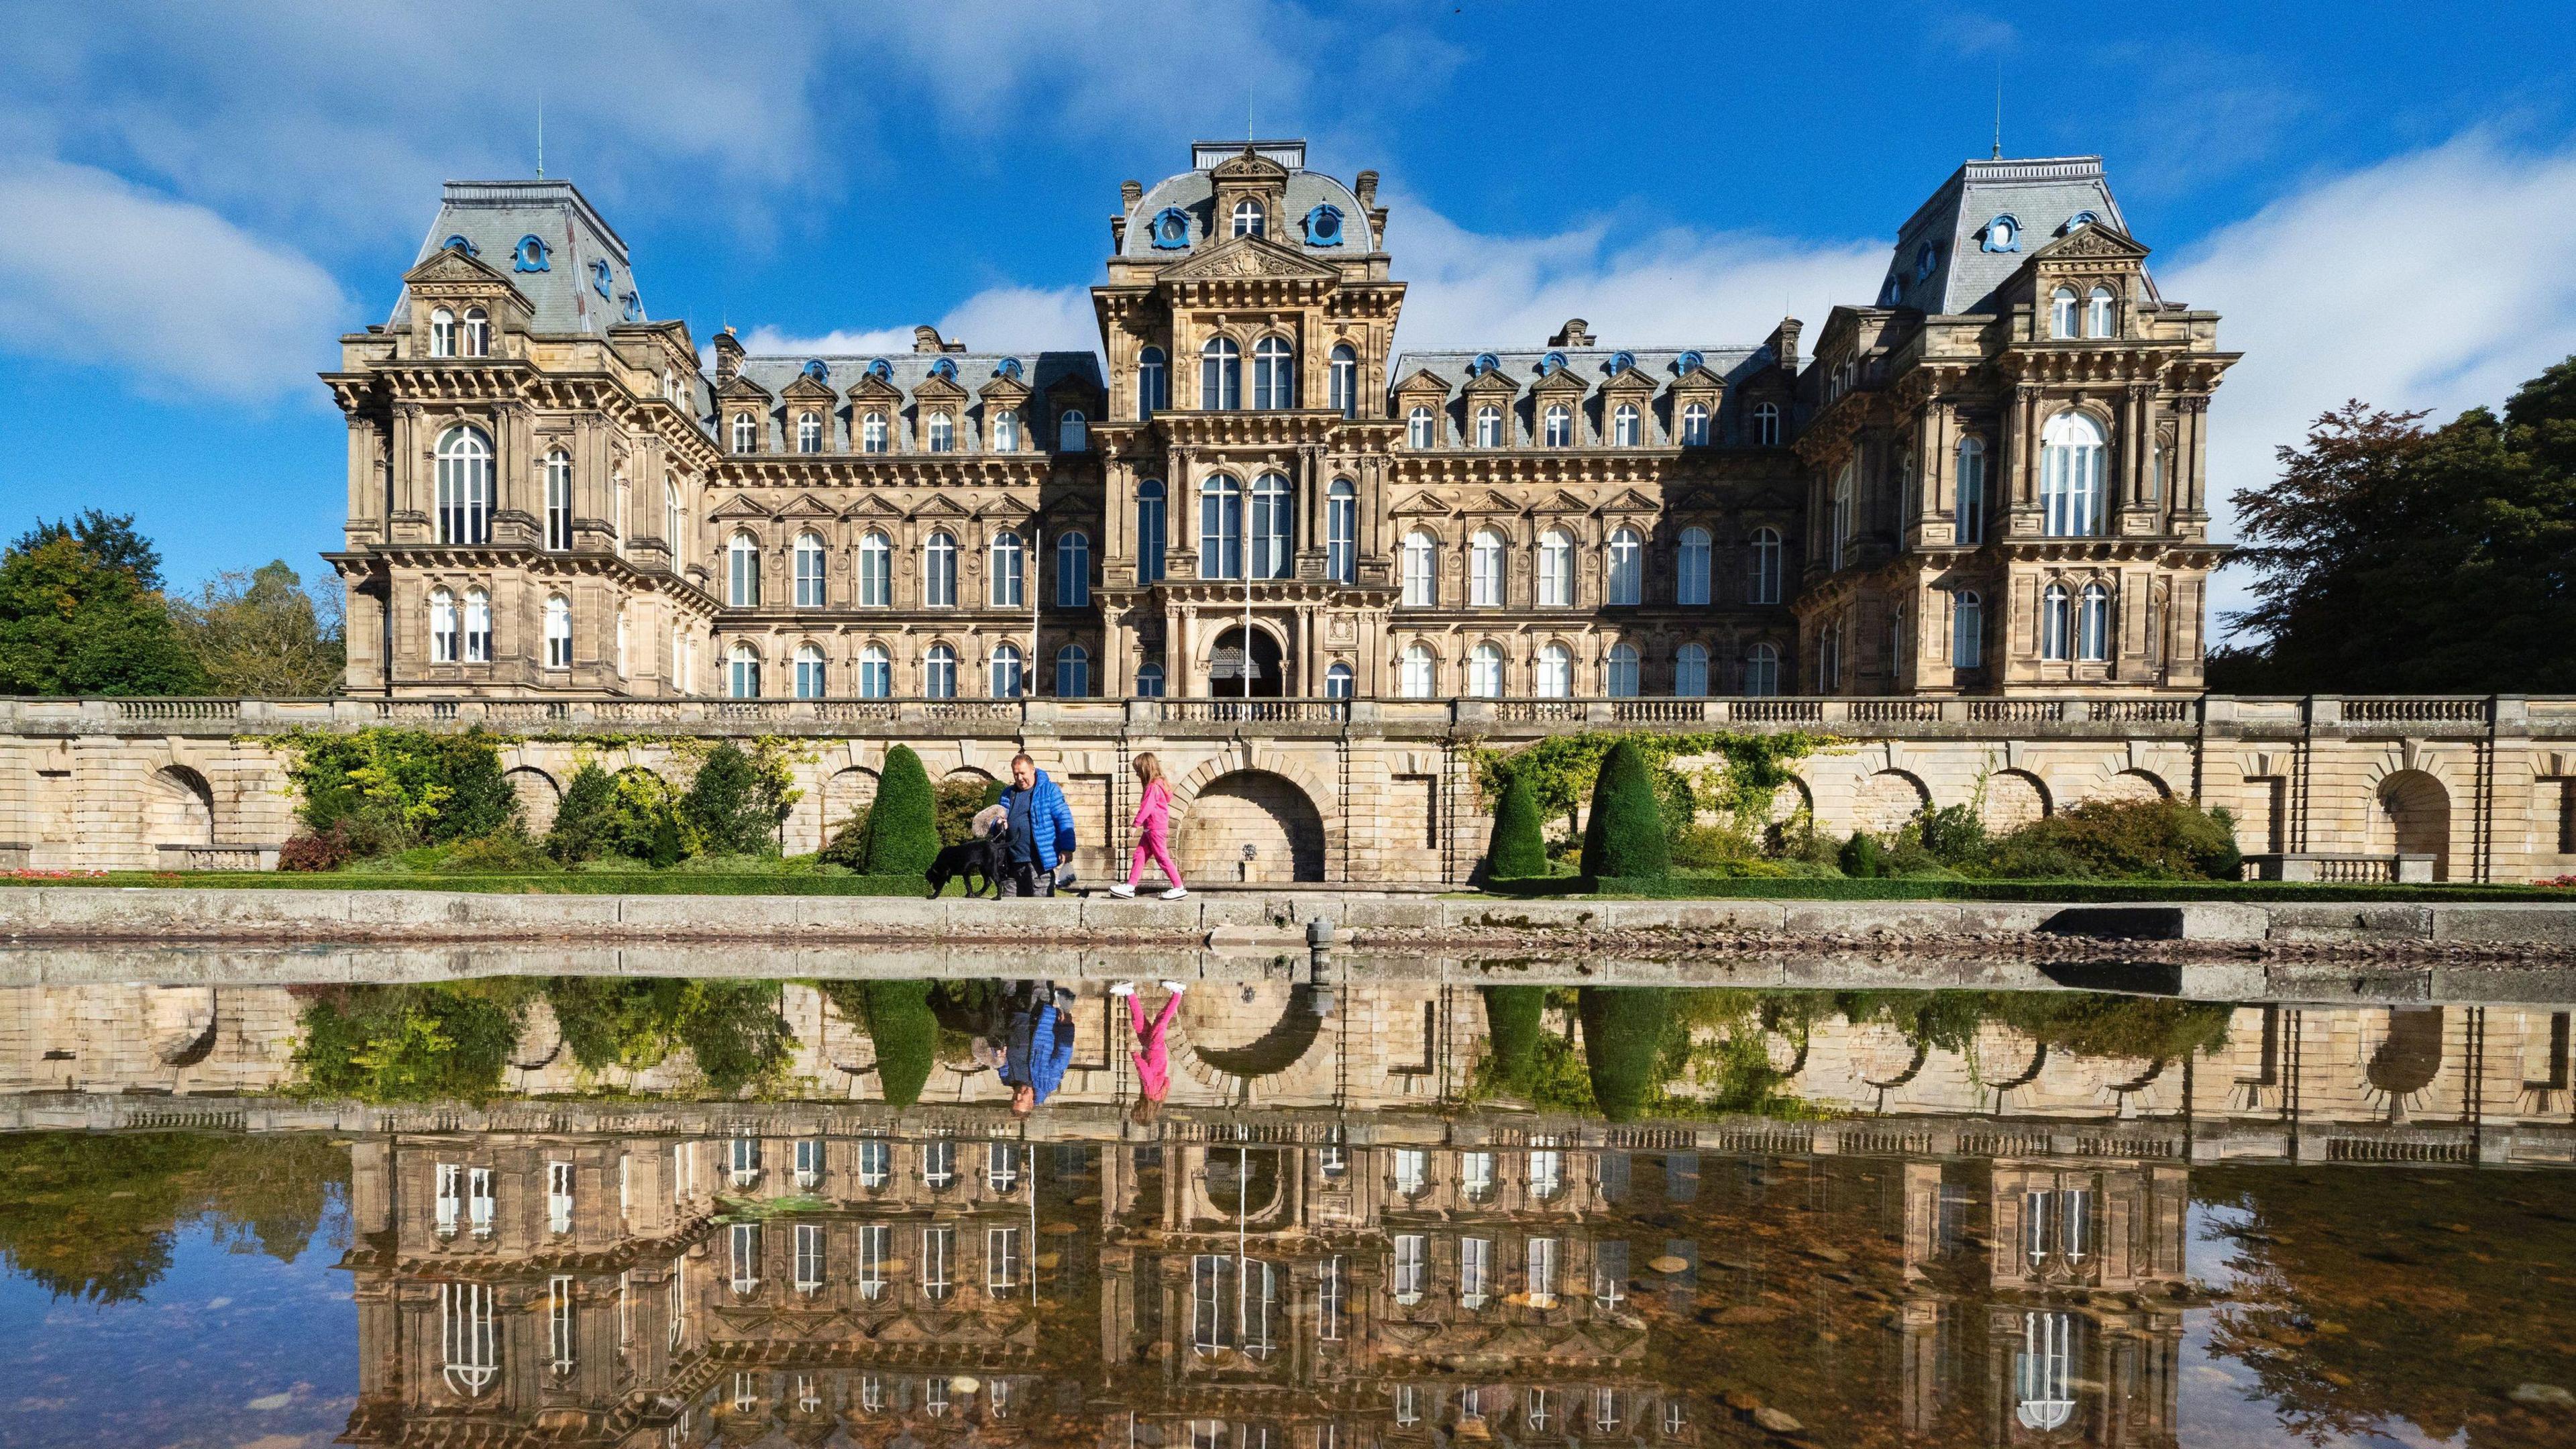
[727,643,761,698]
[2086,286,2116,338]
[1537,643,1574,699]
[861,412,888,453]
[1330,344,1358,418]
[463,588,491,663]
[1231,198,1264,237]
[991,409,1019,452]
[429,307,455,357]
[440,1282,499,1399]
[923,531,957,607]
[857,644,891,699]
[1137,346,1168,419]
[1407,405,1436,449]
[1748,527,1784,604]
[1613,403,1642,447]
[1538,529,1574,606]
[435,426,493,544]
[663,480,682,559]
[1201,337,1241,410]
[990,643,1023,699]
[1135,661,1165,698]
[1474,405,1504,448]
[924,643,957,698]
[2042,584,2073,660]
[732,413,757,452]
[2041,412,2107,536]
[1400,643,1437,698]
[797,414,822,453]
[1136,479,1167,584]
[856,532,890,606]
[2014,1312,2080,1432]
[1605,643,1640,698]
[1831,459,1856,570]
[1753,401,1782,447]
[1469,529,1506,607]
[1058,409,1087,451]
[1743,641,1780,697]
[1468,643,1504,698]
[2049,286,2079,339]
[2079,583,2112,661]
[461,307,490,357]
[1677,527,1712,606]
[1326,479,1356,584]
[429,588,458,663]
[1055,530,1090,607]
[1674,643,1709,696]
[1053,644,1089,696]
[1251,336,1294,410]
[542,449,573,551]
[727,532,761,606]
[989,531,1025,608]
[794,643,826,699]
[1401,531,1438,608]
[792,532,826,608]
[1324,661,1353,699]
[1250,472,1293,578]
[1955,436,1986,545]
[1199,474,1243,579]
[1680,402,1711,446]
[543,594,571,668]
[926,411,954,453]
[1605,528,1642,606]
[1543,405,1572,448]
[1953,590,1983,668]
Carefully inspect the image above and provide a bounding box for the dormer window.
[1470,352,1499,377]
[2086,286,2116,338]
[442,234,477,259]
[1680,402,1710,446]
[2061,210,2099,235]
[929,357,958,382]
[995,357,1024,381]
[1613,403,1641,447]
[1303,204,1344,245]
[1676,350,1704,375]
[993,409,1019,451]
[926,411,954,452]
[1231,199,1265,238]
[802,359,828,382]
[514,235,551,272]
[1058,410,1087,452]
[1609,350,1636,376]
[1474,406,1504,448]
[429,308,455,358]
[867,358,894,381]
[620,291,642,322]
[461,307,490,357]
[1880,275,1904,305]
[1407,405,1435,449]
[1150,207,1191,248]
[1980,215,2020,254]
[2050,286,2079,339]
[1544,405,1572,447]
[589,258,612,297]
[1540,351,1567,375]
[1915,241,1939,279]
[862,412,888,453]
[797,414,822,453]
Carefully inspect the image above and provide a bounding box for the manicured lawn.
[1485,874,2571,904]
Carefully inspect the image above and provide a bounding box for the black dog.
[925,823,1008,899]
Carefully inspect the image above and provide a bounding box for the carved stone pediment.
[778,492,839,519]
[911,374,967,404]
[2034,222,2150,264]
[1210,149,1289,182]
[845,374,904,405]
[1389,489,1452,516]
[1601,487,1660,515]
[975,494,1036,521]
[845,494,906,519]
[402,246,517,294]
[781,374,837,403]
[706,492,777,521]
[1393,367,1452,397]
[718,372,775,402]
[1461,490,1522,515]
[1535,490,1593,515]
[1461,368,1521,399]
[1529,367,1589,398]
[1159,235,1339,283]
[912,493,972,519]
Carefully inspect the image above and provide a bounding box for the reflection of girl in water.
[1111,979,1186,1123]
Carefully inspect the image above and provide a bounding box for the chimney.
[1764,317,1803,374]
[913,325,945,354]
[1120,179,1144,208]
[713,327,743,384]
[1354,170,1379,207]
[1548,319,1594,348]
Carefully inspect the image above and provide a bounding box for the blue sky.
[5,0,2575,627]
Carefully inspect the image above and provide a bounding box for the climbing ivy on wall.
[1472,729,1834,835]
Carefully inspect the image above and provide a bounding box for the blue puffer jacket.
[1003,998,1074,1103]
[997,768,1078,871]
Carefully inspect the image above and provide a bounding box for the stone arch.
[503,765,561,835]
[2101,768,2170,802]
[2374,769,2451,879]
[1173,761,1335,883]
[2365,1007,2445,1099]
[148,986,219,1067]
[144,765,215,849]
[1766,776,1814,825]
[511,997,564,1069]
[1854,769,1931,835]
[1980,769,2051,832]
[824,766,880,837]
[1171,983,1333,1097]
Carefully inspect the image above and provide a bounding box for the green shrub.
[935,775,1006,847]
[291,983,529,1102]
[546,763,617,864]
[823,980,936,1106]
[544,978,794,1095]
[817,809,871,871]
[1577,987,1673,1122]
[281,728,519,853]
[1479,985,1548,1093]
[1986,797,2243,881]
[1486,772,1550,879]
[681,742,792,857]
[436,828,556,874]
[860,747,940,877]
[1839,830,1884,878]
[1579,741,1670,879]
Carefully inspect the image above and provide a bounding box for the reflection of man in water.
[998,979,1074,1116]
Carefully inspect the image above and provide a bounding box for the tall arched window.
[1053,644,1089,696]
[1407,405,1436,449]
[727,533,761,606]
[1831,460,1856,570]
[440,1282,498,1398]
[1474,406,1504,448]
[1058,410,1087,451]
[463,588,491,663]
[2014,1312,2080,1432]
[1326,479,1356,584]
[924,643,957,698]
[429,307,455,357]
[461,307,490,357]
[861,412,888,453]
[1137,346,1168,419]
[991,410,1019,453]
[1468,643,1504,698]
[542,448,573,551]
[1537,644,1574,698]
[990,643,1023,699]
[733,414,757,452]
[857,532,890,606]
[1606,528,1642,606]
[1329,343,1358,418]
[797,414,822,453]
[1249,472,1293,578]
[1743,642,1781,697]
[1469,529,1506,607]
[1613,403,1641,447]
[663,479,682,559]
[435,426,493,544]
[1055,530,1090,607]
[543,594,571,668]
[794,643,827,698]
[1538,530,1574,606]
[1135,661,1165,698]
[989,531,1025,607]
[2041,584,2073,660]
[2079,583,2112,661]
[1748,527,1784,604]
[2086,286,2116,338]
[1136,480,1167,584]
[1401,531,1438,607]
[1674,643,1709,696]
[1400,644,1437,698]
[1953,590,1983,668]
[923,531,957,607]
[1955,436,1986,545]
[1201,337,1242,410]
[1677,527,1712,606]
[429,588,458,663]
[1325,661,1354,699]
[1753,400,1782,447]
[727,643,761,698]
[926,411,954,453]
[1252,336,1295,410]
[2049,286,2079,339]
[786,531,824,608]
[1605,643,1640,698]
[1680,402,1710,446]
[1232,199,1264,237]
[857,644,891,698]
[2040,412,2106,536]
[1198,474,1243,579]
[1544,405,1573,447]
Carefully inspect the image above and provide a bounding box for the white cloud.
[2165,133,2576,624]
[0,158,346,403]
[737,283,1097,361]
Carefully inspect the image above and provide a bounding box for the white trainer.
[1108,883,1136,898]
[1161,888,1189,901]
[1108,981,1136,996]
[1159,979,1186,994]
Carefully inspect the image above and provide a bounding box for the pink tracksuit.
[1129,989,1180,1099]
[1126,778,1182,890]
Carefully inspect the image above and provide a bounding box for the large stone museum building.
[325,140,2230,703]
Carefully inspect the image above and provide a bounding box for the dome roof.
[1121,140,1375,260]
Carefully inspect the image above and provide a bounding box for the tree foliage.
[1477,985,1549,1093]
[823,979,936,1106]
[545,977,794,1096]
[291,982,532,1102]
[0,1132,343,1304]
[1578,740,1671,879]
[857,746,940,877]
[680,741,794,857]
[1485,771,1550,879]
[281,727,520,849]
[1576,986,1673,1122]
[1477,729,1825,838]
[171,559,344,696]
[0,511,204,696]
[545,763,619,863]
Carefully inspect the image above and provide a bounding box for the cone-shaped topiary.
[1839,830,1883,878]
[1479,985,1548,1093]
[545,762,616,863]
[1577,985,1672,1122]
[857,979,936,1107]
[859,745,940,877]
[1578,740,1670,879]
[1487,771,1550,879]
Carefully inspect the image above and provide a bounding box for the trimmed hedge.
[860,745,939,877]
[1478,985,1548,1093]
[1578,740,1669,879]
[1577,986,1672,1122]
[1486,773,1549,881]
[1485,873,2574,903]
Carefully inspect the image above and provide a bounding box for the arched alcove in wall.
[1175,769,1326,883]
[503,766,561,835]
[1854,769,1930,835]
[2375,769,2451,879]
[1981,769,2051,832]
[144,765,215,849]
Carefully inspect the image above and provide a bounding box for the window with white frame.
[794,643,826,699]
[543,449,573,550]
[1680,402,1710,446]
[1544,404,1573,447]
[921,643,957,700]
[727,532,761,606]
[429,307,455,357]
[1199,474,1244,580]
[991,409,1018,453]
[1613,403,1642,447]
[1593,1239,1629,1308]
[1136,479,1167,584]
[1252,335,1294,409]
[798,413,822,453]
[435,1161,463,1235]
[1136,661,1166,698]
[2041,412,2106,536]
[1678,527,1711,605]
[837,530,883,607]
[1468,643,1504,698]
[794,1223,824,1295]
[2079,583,2112,661]
[1460,1150,1495,1202]
[435,426,494,544]
[987,1226,1022,1296]
[1953,590,1983,669]
[1474,405,1504,447]
[1407,405,1436,448]
[792,531,826,608]
[989,531,1025,608]
[856,1222,890,1299]
[543,595,570,668]
[548,1275,576,1375]
[1831,459,1856,570]
[468,1167,494,1238]
[1400,531,1437,606]
[727,642,761,698]
[984,1140,1020,1193]
[1539,529,1574,606]
[856,1138,892,1189]
[1055,530,1090,607]
[2050,286,2079,339]
[1744,641,1780,696]
[926,411,954,452]
[727,1134,761,1187]
[1606,643,1640,698]
[1201,337,1241,409]
[1138,346,1168,418]
[1606,527,1642,605]
[924,531,957,606]
[791,1136,822,1189]
[1232,198,1265,237]
[1330,343,1358,418]
[441,1281,498,1397]
[1250,472,1293,578]
[1538,643,1574,698]
[1675,643,1709,696]
[462,307,490,357]
[1326,480,1356,584]
[1525,1236,1560,1308]
[2042,584,2074,661]
[921,1224,956,1301]
[1392,1234,1427,1305]
[1753,400,1782,447]
[1058,409,1087,451]
[729,1222,761,1295]
[429,589,459,665]
[1400,643,1436,698]
[2015,1310,2080,1430]
[1055,644,1089,696]
[463,588,491,663]
[614,606,626,675]
[1460,1236,1493,1309]
[990,643,1023,699]
[922,1138,956,1189]
[1470,529,1506,606]
[861,411,888,453]
[859,643,890,698]
[663,479,682,558]
[1749,526,1784,604]
[1325,661,1352,698]
[733,413,757,452]
[2086,286,2116,338]
[1319,1254,1347,1341]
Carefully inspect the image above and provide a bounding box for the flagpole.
[1030,523,1041,700]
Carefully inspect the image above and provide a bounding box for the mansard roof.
[1121,140,1376,260]
[734,352,1104,415]
[1879,155,2137,316]
[1385,344,1770,411]
[391,179,645,336]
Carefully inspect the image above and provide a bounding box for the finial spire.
[1992,62,2003,160]
[537,90,545,178]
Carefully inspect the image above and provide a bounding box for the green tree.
[0,513,204,696]
[1577,987,1673,1122]
[824,980,936,1106]
[1485,771,1550,879]
[1478,985,1548,1093]
[283,728,519,847]
[172,559,344,695]
[546,763,617,863]
[1578,740,1670,879]
[1838,830,1884,877]
[936,775,1006,846]
[680,741,790,856]
[859,745,940,877]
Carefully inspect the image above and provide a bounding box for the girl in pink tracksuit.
[1114,979,1185,1123]
[1114,752,1187,899]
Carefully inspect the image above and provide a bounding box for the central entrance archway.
[1208,627,1285,698]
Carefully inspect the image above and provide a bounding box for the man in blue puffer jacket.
[996,752,1077,897]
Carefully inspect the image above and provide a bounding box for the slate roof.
[1122,140,1375,260]
[1385,345,1774,447]
[1877,157,2135,316]
[729,351,1105,451]
[392,180,645,336]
